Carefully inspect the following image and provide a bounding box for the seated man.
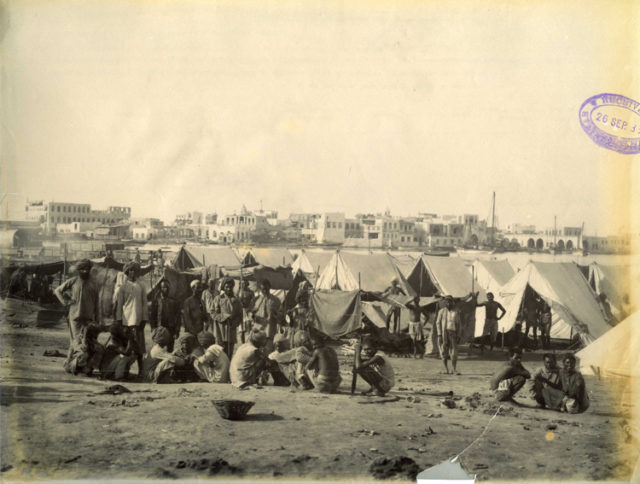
[230,330,270,388]
[64,323,105,376]
[529,353,562,409]
[490,348,531,402]
[305,335,341,394]
[231,330,289,388]
[172,333,204,382]
[355,336,395,396]
[268,333,313,389]
[558,353,590,414]
[143,327,187,383]
[99,324,137,381]
[193,332,230,383]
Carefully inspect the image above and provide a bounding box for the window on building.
[338,222,342,228]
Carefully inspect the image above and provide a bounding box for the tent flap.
[309,290,361,338]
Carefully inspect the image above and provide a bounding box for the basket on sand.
[212,400,255,420]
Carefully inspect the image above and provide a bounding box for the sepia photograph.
[1,0,639,482]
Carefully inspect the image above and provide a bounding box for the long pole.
[490,191,496,247]
[554,215,557,250]
[579,221,585,250]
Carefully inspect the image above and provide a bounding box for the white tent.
[474,259,515,295]
[588,262,636,320]
[576,311,640,377]
[290,249,335,285]
[315,251,415,296]
[489,262,610,345]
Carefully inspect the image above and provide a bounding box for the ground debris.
[62,455,82,464]
[96,384,131,395]
[173,458,240,475]
[43,349,66,358]
[369,455,419,480]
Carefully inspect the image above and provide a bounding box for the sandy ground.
[1,297,638,482]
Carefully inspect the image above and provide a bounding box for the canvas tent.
[290,249,334,285]
[241,247,294,268]
[308,290,361,338]
[576,311,640,377]
[490,262,610,344]
[588,262,636,320]
[183,245,242,269]
[405,255,485,299]
[473,259,515,295]
[315,251,416,296]
[172,246,203,271]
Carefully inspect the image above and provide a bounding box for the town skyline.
[3,1,638,237]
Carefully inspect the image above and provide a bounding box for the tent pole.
[501,332,504,348]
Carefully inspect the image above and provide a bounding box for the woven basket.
[212,400,255,420]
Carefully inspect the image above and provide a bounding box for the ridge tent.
[491,261,610,345]
[474,259,515,295]
[172,246,203,271]
[315,251,416,296]
[240,247,294,268]
[408,255,485,299]
[183,245,242,269]
[576,311,640,377]
[588,262,636,320]
[290,249,334,286]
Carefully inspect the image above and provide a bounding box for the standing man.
[476,292,506,352]
[436,296,461,375]
[54,259,100,369]
[539,300,552,349]
[250,279,282,352]
[115,262,149,378]
[406,296,425,359]
[214,278,243,358]
[382,278,406,334]
[182,280,205,337]
[238,280,254,344]
[201,278,218,333]
[149,279,181,352]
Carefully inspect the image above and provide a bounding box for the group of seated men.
[490,349,590,414]
[54,258,397,396]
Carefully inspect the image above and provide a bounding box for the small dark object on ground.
[1,465,13,473]
[208,458,240,475]
[63,456,82,464]
[97,384,132,395]
[369,455,420,480]
[357,396,400,404]
[546,424,558,431]
[213,400,255,420]
[43,349,66,358]
[441,398,456,409]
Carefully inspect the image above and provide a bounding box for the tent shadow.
[242,413,284,422]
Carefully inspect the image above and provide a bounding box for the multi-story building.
[503,226,583,250]
[25,200,131,234]
[315,213,346,244]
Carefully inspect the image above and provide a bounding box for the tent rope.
[452,404,503,463]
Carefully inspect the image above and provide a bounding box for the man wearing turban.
[182,280,204,336]
[116,261,149,378]
[213,277,242,358]
[54,258,100,370]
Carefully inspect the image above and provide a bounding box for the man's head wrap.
[197,331,215,348]
[123,261,140,275]
[152,327,173,347]
[177,333,198,352]
[273,333,290,351]
[76,259,92,271]
[221,277,235,289]
[190,280,200,290]
[249,330,268,348]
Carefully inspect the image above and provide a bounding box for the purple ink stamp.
[579,93,640,154]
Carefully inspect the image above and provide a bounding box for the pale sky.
[2,0,639,234]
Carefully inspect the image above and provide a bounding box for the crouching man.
[355,336,395,396]
[490,348,531,402]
